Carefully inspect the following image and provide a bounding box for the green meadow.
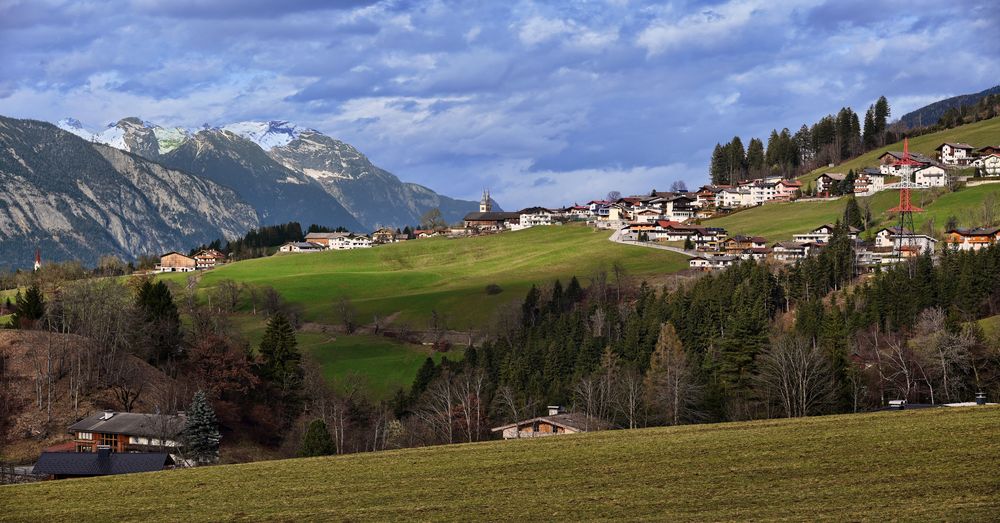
[3,406,997,522]
[187,225,688,329]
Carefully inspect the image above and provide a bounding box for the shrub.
[485,283,503,295]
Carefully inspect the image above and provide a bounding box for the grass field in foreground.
[181,225,687,330]
[3,407,998,521]
[798,116,1000,186]
[705,183,1000,241]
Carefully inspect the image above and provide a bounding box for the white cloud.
[517,15,574,46]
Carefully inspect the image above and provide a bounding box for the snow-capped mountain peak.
[221,120,312,150]
[57,118,95,140]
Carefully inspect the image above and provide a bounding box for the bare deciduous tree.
[644,323,702,425]
[755,335,835,417]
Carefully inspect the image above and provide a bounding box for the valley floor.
[3,407,998,522]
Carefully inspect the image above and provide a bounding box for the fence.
[0,462,44,484]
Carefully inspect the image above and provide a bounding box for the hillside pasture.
[3,407,998,521]
[799,116,1000,186]
[189,225,688,329]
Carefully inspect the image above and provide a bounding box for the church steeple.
[480,189,492,212]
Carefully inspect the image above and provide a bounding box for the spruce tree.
[135,280,182,364]
[258,312,303,396]
[299,419,335,457]
[11,285,45,329]
[843,196,864,230]
[183,390,221,465]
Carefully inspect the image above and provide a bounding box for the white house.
[278,242,325,253]
[793,224,860,244]
[717,188,753,209]
[971,154,1000,176]
[329,235,372,250]
[688,254,738,271]
[914,165,948,187]
[936,142,975,166]
[771,241,813,262]
[854,168,887,195]
[517,207,555,228]
[749,182,779,205]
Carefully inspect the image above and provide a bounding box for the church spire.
[479,188,492,212]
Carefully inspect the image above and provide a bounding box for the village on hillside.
[155,140,1000,277]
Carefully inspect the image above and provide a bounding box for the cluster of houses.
[617,218,952,272]
[817,142,1000,199]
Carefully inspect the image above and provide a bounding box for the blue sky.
[1,0,997,208]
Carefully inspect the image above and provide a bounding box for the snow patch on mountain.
[221,120,310,150]
[96,125,127,150]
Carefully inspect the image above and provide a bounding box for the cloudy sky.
[1,1,997,208]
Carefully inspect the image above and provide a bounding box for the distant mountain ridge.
[57,117,480,229]
[0,116,259,269]
[898,84,1000,129]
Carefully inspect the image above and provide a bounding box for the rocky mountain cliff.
[59,117,479,229]
[158,129,363,231]
[0,116,259,269]
[269,130,481,228]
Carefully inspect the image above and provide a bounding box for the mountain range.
[898,84,1000,129]
[0,116,480,269]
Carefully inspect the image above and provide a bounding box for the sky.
[1,0,997,209]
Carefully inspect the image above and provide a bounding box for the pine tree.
[11,285,45,329]
[135,280,182,365]
[746,138,765,177]
[410,357,437,401]
[299,419,335,457]
[683,237,695,251]
[843,195,864,230]
[183,390,221,465]
[710,143,730,185]
[874,96,890,146]
[258,312,303,397]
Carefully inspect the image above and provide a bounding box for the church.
[462,189,520,231]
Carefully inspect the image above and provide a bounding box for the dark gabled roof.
[32,452,171,477]
[880,150,936,164]
[68,411,186,439]
[463,211,521,221]
[936,142,974,150]
[518,206,553,214]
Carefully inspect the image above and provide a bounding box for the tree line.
[710,96,893,185]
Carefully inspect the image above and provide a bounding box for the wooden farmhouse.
[944,227,1000,252]
[156,251,196,273]
[491,406,611,439]
[68,411,187,456]
[193,249,226,270]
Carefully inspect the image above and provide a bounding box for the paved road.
[608,229,696,257]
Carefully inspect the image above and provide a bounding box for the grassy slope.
[231,316,461,398]
[184,225,687,329]
[799,116,1000,186]
[4,407,998,522]
[706,183,1000,241]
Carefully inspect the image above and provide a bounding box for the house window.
[99,433,117,448]
[77,432,93,440]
